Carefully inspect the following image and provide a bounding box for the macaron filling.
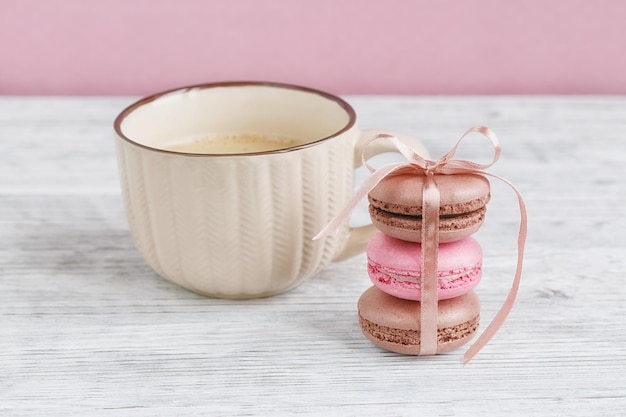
[359,314,480,346]
[368,194,490,217]
[368,205,487,232]
[367,259,482,300]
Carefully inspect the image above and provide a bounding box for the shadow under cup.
[114,82,359,299]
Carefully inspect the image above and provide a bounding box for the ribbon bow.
[314,126,527,364]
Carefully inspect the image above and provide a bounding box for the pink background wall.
[2,0,625,96]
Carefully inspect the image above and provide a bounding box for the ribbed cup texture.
[115,135,355,298]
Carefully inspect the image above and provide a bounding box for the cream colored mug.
[114,82,428,299]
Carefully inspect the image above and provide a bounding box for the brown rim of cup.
[113,81,358,157]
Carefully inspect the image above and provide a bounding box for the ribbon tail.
[312,162,411,240]
[463,173,528,364]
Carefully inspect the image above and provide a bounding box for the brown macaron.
[357,286,480,355]
[368,173,490,243]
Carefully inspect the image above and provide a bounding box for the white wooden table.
[1,95,625,416]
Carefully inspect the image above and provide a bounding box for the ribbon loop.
[313,126,526,364]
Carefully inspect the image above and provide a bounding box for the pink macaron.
[366,231,482,301]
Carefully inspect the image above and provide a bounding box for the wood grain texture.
[1,96,625,416]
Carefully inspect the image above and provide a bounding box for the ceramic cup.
[113,81,428,299]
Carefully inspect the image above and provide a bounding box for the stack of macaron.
[358,172,491,355]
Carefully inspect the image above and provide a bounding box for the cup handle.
[332,129,430,262]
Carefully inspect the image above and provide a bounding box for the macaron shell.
[357,286,480,355]
[368,173,491,216]
[366,232,482,300]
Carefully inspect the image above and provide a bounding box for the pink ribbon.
[314,126,527,364]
